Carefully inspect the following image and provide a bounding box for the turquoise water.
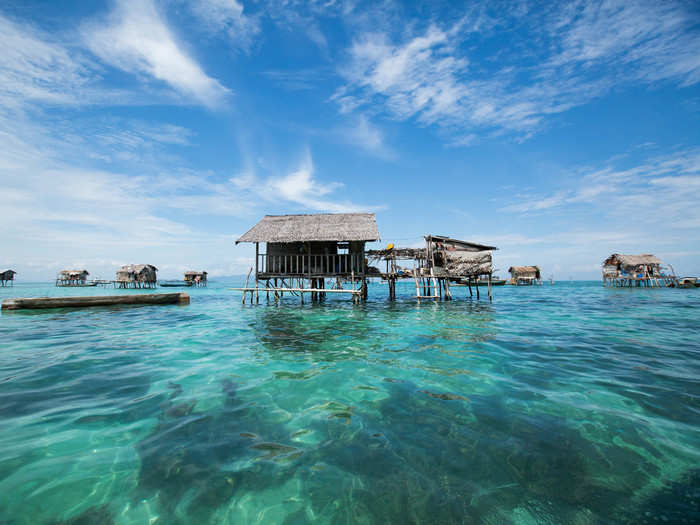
[0,280,698,524]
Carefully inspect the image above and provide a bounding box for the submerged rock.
[420,390,468,401]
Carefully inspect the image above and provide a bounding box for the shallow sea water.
[0,280,698,524]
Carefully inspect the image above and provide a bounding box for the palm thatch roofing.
[509,266,541,276]
[236,213,380,244]
[116,264,158,281]
[0,270,16,278]
[444,251,492,275]
[59,269,89,278]
[603,254,663,268]
[184,271,207,277]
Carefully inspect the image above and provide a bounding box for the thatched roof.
[1,269,16,275]
[603,254,663,267]
[236,213,380,244]
[119,264,158,273]
[427,235,497,252]
[445,251,492,275]
[509,266,540,275]
[59,269,89,277]
[184,271,207,276]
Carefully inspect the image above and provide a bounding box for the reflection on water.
[0,280,698,524]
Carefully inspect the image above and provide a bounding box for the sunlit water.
[0,280,698,524]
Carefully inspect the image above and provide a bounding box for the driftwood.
[2,293,190,310]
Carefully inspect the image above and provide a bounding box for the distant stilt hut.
[602,254,676,287]
[56,269,90,286]
[116,264,158,289]
[508,266,542,285]
[235,213,380,303]
[0,270,16,287]
[184,271,207,287]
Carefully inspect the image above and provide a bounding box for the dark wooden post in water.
[255,243,260,304]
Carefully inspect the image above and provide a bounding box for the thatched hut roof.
[603,254,663,268]
[445,251,492,275]
[236,213,380,244]
[116,264,158,282]
[119,264,158,273]
[59,269,89,277]
[1,269,16,275]
[184,271,207,276]
[509,266,541,275]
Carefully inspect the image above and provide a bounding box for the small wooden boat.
[55,282,99,287]
[159,281,192,288]
[476,279,507,286]
[677,277,698,289]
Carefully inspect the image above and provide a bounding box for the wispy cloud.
[83,0,229,108]
[501,147,700,228]
[340,114,395,160]
[0,13,113,109]
[232,149,380,212]
[335,0,700,141]
[182,0,260,51]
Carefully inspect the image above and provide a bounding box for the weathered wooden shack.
[367,235,498,300]
[602,254,675,287]
[116,264,158,289]
[508,266,542,285]
[56,269,90,286]
[184,271,207,287]
[0,270,16,286]
[235,213,380,302]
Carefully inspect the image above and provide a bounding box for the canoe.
[677,277,698,289]
[475,279,507,286]
[159,282,191,288]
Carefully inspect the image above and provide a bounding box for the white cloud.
[184,0,260,51]
[341,114,395,159]
[232,150,378,212]
[335,1,700,140]
[83,0,229,108]
[501,148,700,229]
[0,13,113,109]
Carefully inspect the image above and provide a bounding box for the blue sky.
[1,0,699,280]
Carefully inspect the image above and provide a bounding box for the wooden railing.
[257,253,364,276]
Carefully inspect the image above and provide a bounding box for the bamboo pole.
[242,267,252,304]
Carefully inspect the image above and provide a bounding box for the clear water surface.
[0,280,698,524]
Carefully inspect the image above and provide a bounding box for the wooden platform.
[2,293,190,310]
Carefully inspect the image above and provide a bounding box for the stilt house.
[235,213,380,301]
[367,235,498,300]
[184,271,207,287]
[508,266,541,285]
[56,269,89,286]
[602,254,675,287]
[116,264,158,288]
[0,270,16,286]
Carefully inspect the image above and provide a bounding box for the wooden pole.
[242,267,252,304]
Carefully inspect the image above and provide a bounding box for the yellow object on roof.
[387,243,394,250]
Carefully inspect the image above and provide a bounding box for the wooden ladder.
[414,268,440,300]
